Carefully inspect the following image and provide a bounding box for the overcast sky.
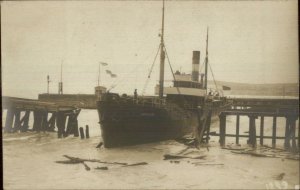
[2,0,298,98]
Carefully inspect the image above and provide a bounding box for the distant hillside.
[207,81,299,97]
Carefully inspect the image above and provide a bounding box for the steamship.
[97,1,227,148]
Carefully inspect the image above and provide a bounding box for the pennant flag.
[222,85,231,90]
[106,70,112,74]
[100,62,108,66]
[110,74,117,78]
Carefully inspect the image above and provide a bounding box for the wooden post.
[79,127,85,139]
[236,114,240,144]
[252,117,257,147]
[33,110,43,132]
[48,113,56,132]
[260,116,264,145]
[41,111,48,132]
[85,125,90,138]
[219,113,226,147]
[56,112,66,138]
[20,110,30,132]
[290,118,297,152]
[4,108,14,132]
[272,116,277,148]
[284,117,291,149]
[13,109,21,132]
[65,116,71,136]
[74,119,79,137]
[205,110,212,143]
[298,119,300,150]
[248,116,256,147]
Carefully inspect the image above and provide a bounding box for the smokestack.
[192,51,200,82]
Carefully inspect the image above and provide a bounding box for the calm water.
[2,109,299,189]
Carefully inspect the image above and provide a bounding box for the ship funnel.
[192,51,200,82]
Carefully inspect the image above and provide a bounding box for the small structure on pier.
[2,96,81,138]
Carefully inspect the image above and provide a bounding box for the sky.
[1,0,299,99]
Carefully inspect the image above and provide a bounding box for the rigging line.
[108,63,141,92]
[109,47,157,92]
[142,44,161,95]
[208,62,223,97]
[163,45,182,96]
[199,59,206,73]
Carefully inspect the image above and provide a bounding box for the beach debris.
[274,173,285,180]
[62,155,128,165]
[55,160,83,164]
[95,166,108,170]
[226,146,299,160]
[56,155,149,171]
[163,154,206,160]
[193,163,224,166]
[122,162,148,167]
[96,142,103,148]
[170,160,180,164]
[82,162,91,171]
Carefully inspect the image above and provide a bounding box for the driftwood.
[95,166,108,170]
[56,155,150,171]
[231,151,269,157]
[122,162,148,167]
[82,162,91,171]
[63,155,128,165]
[55,160,82,164]
[193,163,224,166]
[163,154,206,160]
[222,146,247,151]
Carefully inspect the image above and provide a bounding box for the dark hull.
[97,100,198,148]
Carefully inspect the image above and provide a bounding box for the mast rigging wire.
[141,45,161,95]
[208,62,224,97]
[163,45,182,96]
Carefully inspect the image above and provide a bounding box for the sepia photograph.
[1,0,299,189]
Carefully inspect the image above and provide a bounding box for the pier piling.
[85,125,90,139]
[284,117,291,149]
[20,111,30,132]
[13,109,21,132]
[248,116,257,147]
[219,113,226,147]
[4,108,15,132]
[260,116,264,145]
[236,115,240,144]
[79,127,85,139]
[272,117,277,148]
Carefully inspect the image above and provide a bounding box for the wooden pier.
[213,97,299,151]
[2,96,81,138]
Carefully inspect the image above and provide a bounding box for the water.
[2,109,299,189]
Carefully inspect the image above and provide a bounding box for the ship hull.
[97,100,198,148]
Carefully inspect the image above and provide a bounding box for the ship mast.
[158,0,166,98]
[204,27,209,93]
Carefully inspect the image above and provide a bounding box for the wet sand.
[2,109,299,189]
